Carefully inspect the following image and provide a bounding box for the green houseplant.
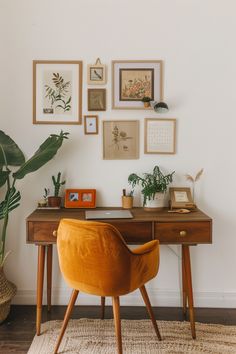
[141,96,152,108]
[128,165,175,209]
[48,172,66,207]
[0,130,69,322]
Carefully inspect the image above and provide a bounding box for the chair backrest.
[57,218,144,296]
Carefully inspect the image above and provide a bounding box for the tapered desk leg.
[36,245,46,336]
[182,252,187,317]
[47,245,53,312]
[182,245,196,339]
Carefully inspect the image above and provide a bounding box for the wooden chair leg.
[140,285,162,341]
[36,245,46,336]
[112,296,122,354]
[101,296,105,319]
[47,245,53,312]
[54,289,79,354]
[182,252,187,317]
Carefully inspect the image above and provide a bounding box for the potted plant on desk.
[128,165,175,210]
[0,130,69,322]
[48,172,66,208]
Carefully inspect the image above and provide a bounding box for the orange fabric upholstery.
[57,218,159,297]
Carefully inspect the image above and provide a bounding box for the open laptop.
[85,209,133,220]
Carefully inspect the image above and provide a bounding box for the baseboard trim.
[12,288,236,308]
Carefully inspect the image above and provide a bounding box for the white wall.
[1,0,236,307]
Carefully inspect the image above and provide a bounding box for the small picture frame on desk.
[169,187,195,210]
[65,189,96,208]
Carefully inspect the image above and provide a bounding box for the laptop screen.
[85,209,133,220]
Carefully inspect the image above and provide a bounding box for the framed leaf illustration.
[33,60,83,124]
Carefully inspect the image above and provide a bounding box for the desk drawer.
[27,221,59,243]
[155,221,212,244]
[109,221,152,244]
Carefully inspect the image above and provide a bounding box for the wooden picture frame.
[64,189,96,208]
[103,120,139,160]
[144,118,176,154]
[33,60,83,124]
[169,187,195,210]
[88,89,106,111]
[112,60,163,109]
[87,58,106,85]
[84,115,98,134]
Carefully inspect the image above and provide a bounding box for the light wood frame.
[144,118,176,154]
[33,60,83,124]
[87,58,106,85]
[112,60,163,109]
[88,88,106,111]
[103,120,139,160]
[169,187,195,210]
[84,115,98,135]
[64,189,96,208]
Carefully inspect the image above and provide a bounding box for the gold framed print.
[84,115,98,135]
[33,60,83,124]
[144,118,176,154]
[103,120,139,160]
[88,89,106,111]
[169,187,195,210]
[112,60,163,109]
[87,58,106,85]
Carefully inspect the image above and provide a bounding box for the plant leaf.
[0,131,25,168]
[185,174,194,182]
[0,170,10,187]
[195,168,204,181]
[13,131,69,180]
[0,187,21,219]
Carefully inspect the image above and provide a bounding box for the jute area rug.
[27,319,236,354]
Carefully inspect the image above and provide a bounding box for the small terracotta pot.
[143,101,150,108]
[48,196,61,208]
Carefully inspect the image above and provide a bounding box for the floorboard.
[1,305,236,354]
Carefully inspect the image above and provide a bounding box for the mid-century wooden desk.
[26,207,212,338]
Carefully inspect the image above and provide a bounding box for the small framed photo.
[65,189,96,208]
[144,118,176,154]
[112,60,163,109]
[88,89,106,111]
[84,115,98,134]
[33,60,83,124]
[87,59,106,85]
[103,120,139,160]
[169,187,195,210]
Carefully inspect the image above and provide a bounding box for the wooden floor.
[1,305,236,354]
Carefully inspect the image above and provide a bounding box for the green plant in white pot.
[0,130,69,322]
[128,165,175,209]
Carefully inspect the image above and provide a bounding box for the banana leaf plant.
[0,130,69,266]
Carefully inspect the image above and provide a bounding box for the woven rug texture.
[27,318,236,354]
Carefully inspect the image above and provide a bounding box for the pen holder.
[122,196,133,209]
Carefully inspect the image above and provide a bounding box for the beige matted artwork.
[88,89,106,111]
[33,60,83,124]
[112,60,163,109]
[87,58,106,85]
[144,118,176,154]
[103,120,139,160]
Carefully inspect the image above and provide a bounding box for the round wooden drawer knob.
[179,230,187,237]
[52,230,57,237]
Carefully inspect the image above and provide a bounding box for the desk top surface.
[27,207,212,223]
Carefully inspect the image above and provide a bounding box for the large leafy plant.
[128,165,175,206]
[0,130,69,266]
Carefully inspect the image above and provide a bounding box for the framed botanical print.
[112,60,163,109]
[87,58,106,85]
[84,115,98,134]
[103,120,139,159]
[88,89,106,111]
[33,60,83,124]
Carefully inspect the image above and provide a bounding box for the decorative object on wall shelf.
[84,115,98,135]
[103,120,139,160]
[128,165,175,209]
[169,187,196,210]
[112,60,163,109]
[33,60,83,125]
[144,118,176,154]
[152,101,169,113]
[87,58,106,85]
[141,96,152,108]
[65,189,96,208]
[47,172,66,208]
[185,168,204,202]
[88,88,106,111]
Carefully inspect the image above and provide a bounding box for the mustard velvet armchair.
[54,218,161,354]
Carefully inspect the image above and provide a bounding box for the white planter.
[144,192,166,210]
